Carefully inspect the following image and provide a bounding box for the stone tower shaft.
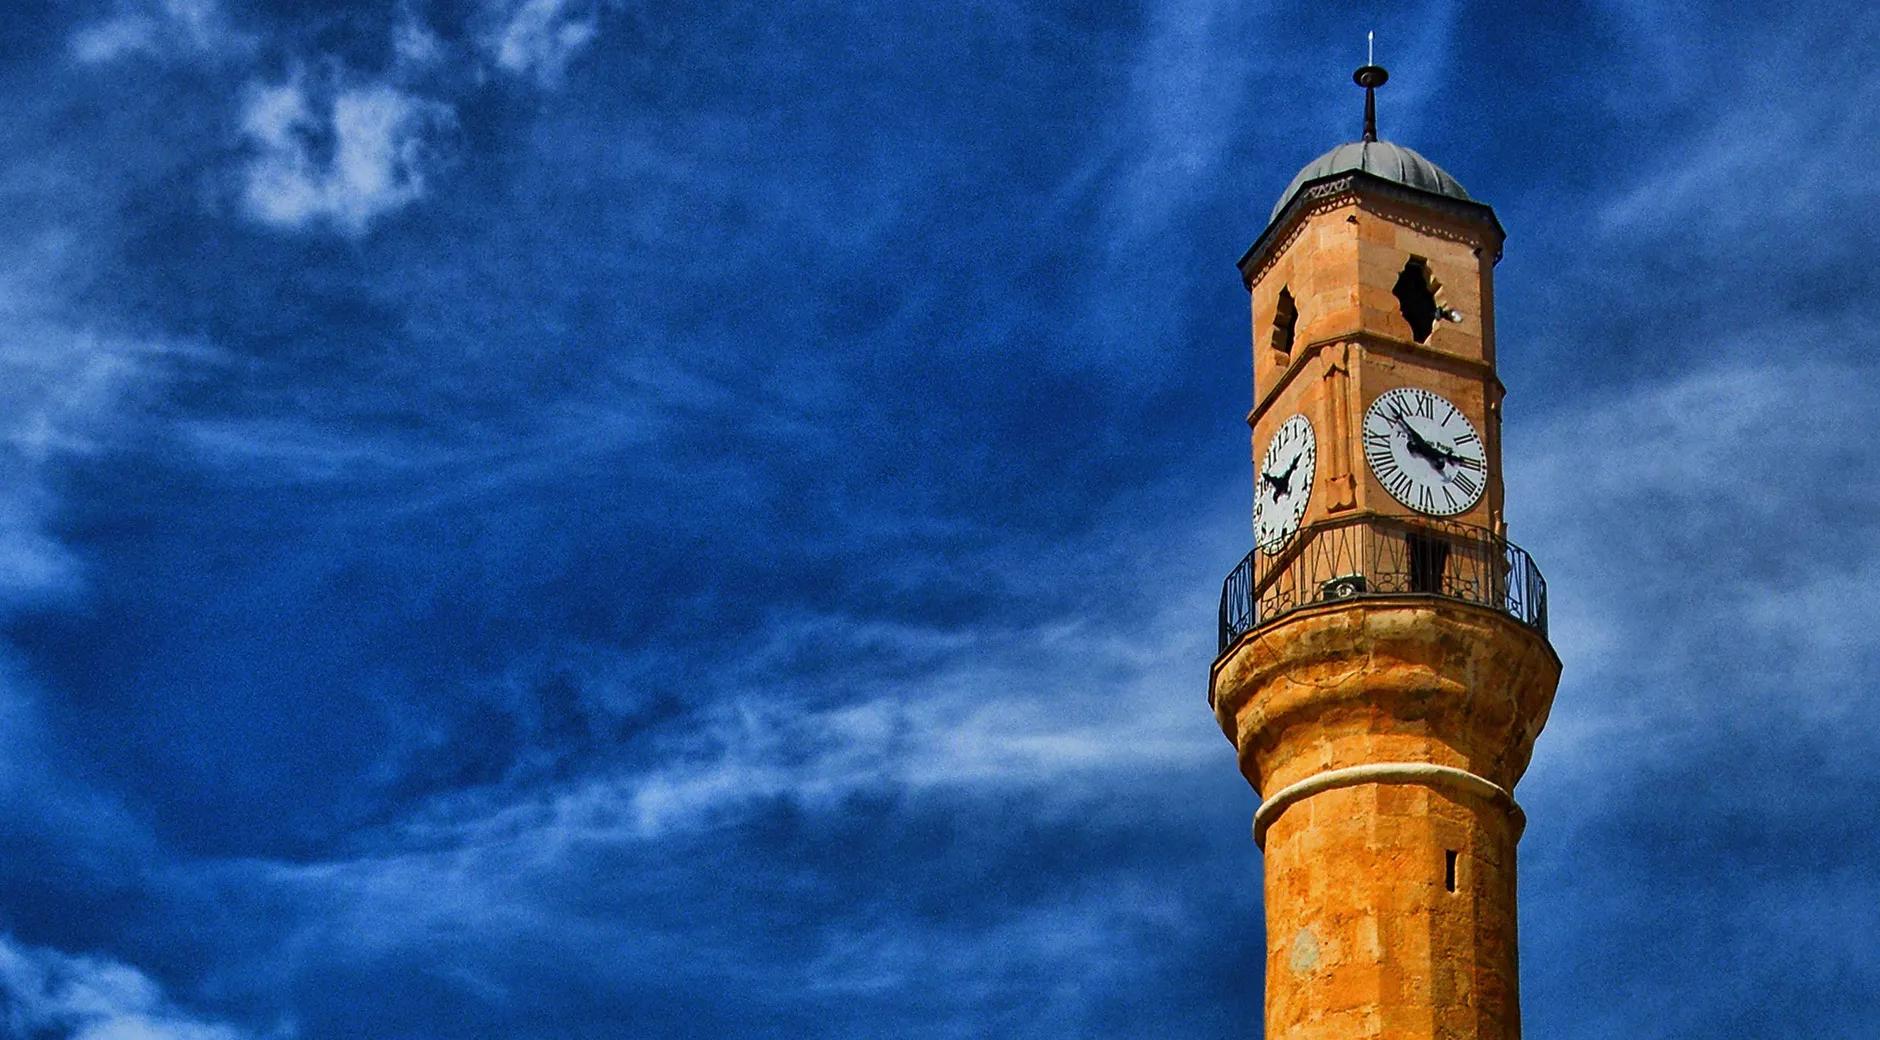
[1211,601,1558,1040]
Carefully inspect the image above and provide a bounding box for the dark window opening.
[1271,288,1298,355]
[1392,258,1440,343]
[1407,533,1450,594]
[1444,849,1458,893]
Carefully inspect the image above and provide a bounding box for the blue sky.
[0,1,1877,1036]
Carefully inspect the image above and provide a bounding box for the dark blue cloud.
[0,0,1877,1037]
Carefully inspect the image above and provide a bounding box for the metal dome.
[1269,139,1471,224]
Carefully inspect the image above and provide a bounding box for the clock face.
[1362,387,1487,516]
[1255,414,1316,551]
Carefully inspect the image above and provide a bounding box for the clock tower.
[1209,65,1561,1040]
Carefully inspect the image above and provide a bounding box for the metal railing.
[1217,515,1547,654]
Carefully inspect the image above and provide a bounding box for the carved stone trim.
[1320,343,1356,511]
[1239,172,1504,289]
[1248,331,1505,428]
[1252,761,1523,848]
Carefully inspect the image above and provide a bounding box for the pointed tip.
[1354,64,1387,142]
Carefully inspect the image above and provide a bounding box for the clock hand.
[1421,432,1485,471]
[1414,434,1460,462]
[1260,450,1307,496]
[1389,411,1446,469]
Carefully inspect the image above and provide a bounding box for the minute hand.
[1426,439,1479,468]
[1389,413,1445,465]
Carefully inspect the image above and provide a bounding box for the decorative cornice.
[1252,761,1523,848]
[1238,172,1505,290]
[1247,331,1507,428]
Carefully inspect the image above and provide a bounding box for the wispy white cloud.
[480,0,605,87]
[391,5,446,73]
[1087,0,1250,246]
[162,560,1230,997]
[183,417,461,483]
[0,251,200,897]
[73,0,624,234]
[369,593,1221,849]
[0,933,266,1040]
[69,0,250,64]
[1596,18,1880,242]
[172,599,1232,1026]
[795,871,1196,1013]
[1084,0,1460,253]
[1508,356,1880,797]
[0,312,211,606]
[238,72,456,236]
[195,816,1213,1036]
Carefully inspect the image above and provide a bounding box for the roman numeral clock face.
[1362,387,1487,516]
[1255,414,1316,552]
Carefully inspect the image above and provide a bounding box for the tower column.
[1212,600,1558,1040]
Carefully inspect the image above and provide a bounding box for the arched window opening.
[1271,288,1298,355]
[1392,258,1442,343]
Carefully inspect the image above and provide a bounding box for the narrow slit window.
[1392,258,1441,343]
[1271,288,1298,355]
[1444,849,1458,893]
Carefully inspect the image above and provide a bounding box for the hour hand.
[1391,414,1443,465]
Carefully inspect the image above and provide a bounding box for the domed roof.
[1269,139,1471,224]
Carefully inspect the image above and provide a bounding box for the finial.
[1354,33,1387,143]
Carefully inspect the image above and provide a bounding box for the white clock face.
[1362,387,1487,516]
[1255,414,1316,551]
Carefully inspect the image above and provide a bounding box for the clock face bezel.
[1255,414,1317,552]
[1361,387,1487,517]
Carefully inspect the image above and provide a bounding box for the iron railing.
[1217,515,1547,653]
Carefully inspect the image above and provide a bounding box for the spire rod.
[1354,34,1388,143]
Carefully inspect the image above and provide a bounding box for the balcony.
[1217,515,1548,655]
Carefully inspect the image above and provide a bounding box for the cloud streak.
[481,0,606,87]
[0,934,265,1040]
[238,72,456,237]
[69,0,250,65]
